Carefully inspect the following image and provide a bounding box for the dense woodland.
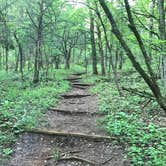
[0,0,166,165]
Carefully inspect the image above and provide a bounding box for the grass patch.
[86,73,166,166]
[0,70,70,161]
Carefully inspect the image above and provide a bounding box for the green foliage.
[0,70,70,159]
[89,73,166,166]
[52,149,61,161]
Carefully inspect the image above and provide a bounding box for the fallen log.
[61,94,91,99]
[27,129,113,141]
[49,108,106,116]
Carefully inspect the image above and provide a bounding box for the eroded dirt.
[6,74,126,166]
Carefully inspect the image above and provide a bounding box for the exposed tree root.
[72,83,94,87]
[27,129,113,141]
[72,72,86,76]
[65,77,82,81]
[71,85,87,90]
[49,108,106,116]
[102,157,113,165]
[58,156,97,165]
[61,94,91,99]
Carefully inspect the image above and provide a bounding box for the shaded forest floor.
[0,70,165,166]
[7,73,126,166]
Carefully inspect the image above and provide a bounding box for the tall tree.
[158,0,166,86]
[98,0,166,111]
[89,8,98,75]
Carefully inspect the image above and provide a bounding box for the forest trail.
[8,73,125,166]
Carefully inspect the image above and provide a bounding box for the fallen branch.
[27,129,113,141]
[49,108,106,116]
[122,86,155,100]
[58,156,97,165]
[61,94,91,99]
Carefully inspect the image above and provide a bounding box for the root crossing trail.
[8,73,125,166]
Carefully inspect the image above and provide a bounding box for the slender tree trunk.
[119,50,123,70]
[14,32,24,80]
[149,0,155,61]
[5,45,8,72]
[33,41,40,83]
[0,47,2,70]
[89,9,98,75]
[15,52,19,72]
[96,21,106,76]
[64,51,71,69]
[158,0,166,86]
[94,2,122,94]
[32,1,44,83]
[3,47,5,69]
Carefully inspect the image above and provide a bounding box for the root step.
[49,108,106,116]
[27,129,113,141]
[61,94,91,99]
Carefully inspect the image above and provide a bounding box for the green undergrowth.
[84,73,166,166]
[0,69,70,161]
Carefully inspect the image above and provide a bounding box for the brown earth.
[6,74,127,166]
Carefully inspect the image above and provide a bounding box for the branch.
[26,9,38,29]
[131,10,158,20]
[122,86,155,100]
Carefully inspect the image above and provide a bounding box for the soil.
[5,74,127,166]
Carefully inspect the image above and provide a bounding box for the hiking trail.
[8,73,125,166]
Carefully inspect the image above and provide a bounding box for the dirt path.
[7,74,125,166]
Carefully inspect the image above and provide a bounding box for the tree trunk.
[14,32,24,80]
[33,41,40,83]
[0,47,2,70]
[5,45,9,72]
[96,21,106,76]
[94,2,122,95]
[158,0,166,86]
[99,0,166,111]
[148,0,155,61]
[89,9,98,75]
[15,52,19,72]
[65,57,70,69]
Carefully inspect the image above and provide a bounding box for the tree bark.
[96,21,106,76]
[32,1,44,83]
[14,32,24,80]
[5,45,8,72]
[89,9,98,75]
[158,0,166,86]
